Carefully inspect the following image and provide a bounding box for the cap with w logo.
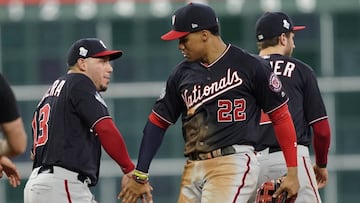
[67,38,123,67]
[255,12,306,42]
[161,3,219,41]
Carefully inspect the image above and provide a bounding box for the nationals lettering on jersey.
[257,54,328,150]
[31,73,111,186]
[152,44,288,153]
[182,68,243,116]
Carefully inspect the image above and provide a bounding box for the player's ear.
[76,58,87,71]
[200,30,209,41]
[279,33,287,46]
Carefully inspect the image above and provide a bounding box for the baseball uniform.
[256,54,327,203]
[120,4,299,203]
[251,12,331,203]
[155,45,289,203]
[24,38,134,203]
[24,73,107,203]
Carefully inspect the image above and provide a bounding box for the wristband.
[132,169,149,184]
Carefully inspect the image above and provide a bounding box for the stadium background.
[0,0,359,202]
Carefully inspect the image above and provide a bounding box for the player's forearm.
[269,104,298,167]
[95,118,135,174]
[0,139,10,156]
[1,118,27,157]
[286,166,298,178]
[312,118,331,167]
[136,120,166,173]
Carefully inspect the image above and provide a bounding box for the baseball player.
[120,3,299,203]
[250,12,331,203]
[0,73,27,158]
[0,73,27,187]
[24,38,137,203]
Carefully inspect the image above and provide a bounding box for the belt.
[188,145,236,161]
[38,165,92,185]
[268,145,309,153]
[268,146,282,153]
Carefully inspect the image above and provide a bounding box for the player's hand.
[118,178,153,203]
[121,171,133,189]
[273,167,299,199]
[30,150,35,161]
[313,165,328,189]
[0,156,21,187]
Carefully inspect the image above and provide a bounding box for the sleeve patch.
[269,73,282,92]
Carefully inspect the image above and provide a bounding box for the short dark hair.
[256,32,291,50]
[207,25,220,36]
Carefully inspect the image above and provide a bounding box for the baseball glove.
[255,179,296,203]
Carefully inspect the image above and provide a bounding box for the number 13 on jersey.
[31,104,51,155]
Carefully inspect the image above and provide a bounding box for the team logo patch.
[269,73,282,92]
[79,47,88,57]
[283,19,290,30]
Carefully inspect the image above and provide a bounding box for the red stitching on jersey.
[303,156,320,203]
[64,180,72,203]
[232,153,251,203]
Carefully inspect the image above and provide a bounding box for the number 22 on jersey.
[217,98,246,122]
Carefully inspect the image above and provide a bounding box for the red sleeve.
[312,118,331,167]
[268,104,298,167]
[94,118,135,174]
[148,112,170,129]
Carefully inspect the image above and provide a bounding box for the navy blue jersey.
[257,54,328,151]
[0,74,20,123]
[32,73,111,185]
[152,45,288,155]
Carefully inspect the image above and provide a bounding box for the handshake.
[118,169,153,203]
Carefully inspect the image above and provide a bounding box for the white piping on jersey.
[200,44,231,67]
[152,110,174,125]
[308,116,328,125]
[95,92,108,107]
[266,99,289,114]
[260,121,272,125]
[259,100,289,125]
[91,116,112,131]
[262,103,328,126]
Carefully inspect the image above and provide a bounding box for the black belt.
[187,145,236,161]
[268,144,309,153]
[269,146,282,153]
[38,165,92,185]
